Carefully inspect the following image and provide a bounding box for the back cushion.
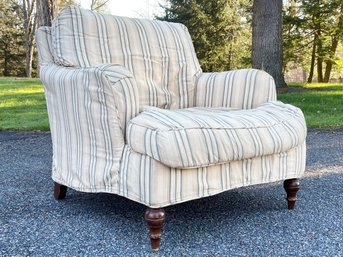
[52,6,201,109]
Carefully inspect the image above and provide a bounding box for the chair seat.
[127,101,307,169]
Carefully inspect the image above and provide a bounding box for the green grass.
[0,77,342,131]
[0,77,49,131]
[278,83,343,128]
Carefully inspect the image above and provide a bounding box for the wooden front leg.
[144,208,166,251]
[54,182,68,200]
[283,178,300,209]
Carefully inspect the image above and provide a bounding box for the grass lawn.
[0,77,49,131]
[278,83,343,128]
[0,77,342,130]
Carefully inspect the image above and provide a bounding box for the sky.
[82,0,165,19]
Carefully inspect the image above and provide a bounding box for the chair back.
[50,6,201,108]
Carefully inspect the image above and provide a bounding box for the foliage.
[0,77,49,130]
[59,0,79,9]
[90,0,110,12]
[1,0,341,82]
[158,0,252,72]
[283,0,307,71]
[283,0,343,83]
[0,0,26,77]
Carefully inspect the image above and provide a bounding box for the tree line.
[160,0,343,85]
[0,0,108,78]
[0,0,342,85]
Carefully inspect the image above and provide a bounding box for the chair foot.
[144,208,166,251]
[283,178,300,209]
[54,182,68,200]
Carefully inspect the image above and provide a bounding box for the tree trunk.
[323,37,339,83]
[307,38,316,83]
[25,38,34,78]
[23,0,37,78]
[228,42,233,70]
[316,25,323,82]
[36,0,58,27]
[317,56,323,82]
[252,0,286,87]
[3,43,10,76]
[307,15,320,84]
[324,3,343,83]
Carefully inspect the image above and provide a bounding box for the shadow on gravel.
[0,129,342,256]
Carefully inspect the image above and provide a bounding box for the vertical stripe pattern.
[127,102,307,168]
[51,6,201,109]
[195,69,277,109]
[119,142,306,208]
[39,63,139,193]
[37,7,307,209]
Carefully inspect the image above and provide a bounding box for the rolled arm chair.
[36,6,306,251]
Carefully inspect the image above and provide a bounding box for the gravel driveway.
[1,129,342,256]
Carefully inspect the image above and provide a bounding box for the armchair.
[36,6,306,251]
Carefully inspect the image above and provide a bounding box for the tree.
[58,0,79,10]
[159,0,251,72]
[22,0,37,77]
[282,0,307,72]
[36,0,58,27]
[286,0,343,83]
[302,0,343,83]
[323,1,343,82]
[252,0,286,87]
[0,0,26,76]
[90,0,109,12]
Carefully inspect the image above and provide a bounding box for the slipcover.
[127,102,306,168]
[36,6,307,208]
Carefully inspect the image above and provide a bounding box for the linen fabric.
[51,6,201,109]
[39,62,139,192]
[119,143,306,208]
[195,69,277,109]
[127,102,307,168]
[36,6,307,208]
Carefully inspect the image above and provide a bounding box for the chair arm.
[40,63,139,138]
[194,69,277,109]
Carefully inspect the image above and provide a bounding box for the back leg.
[54,182,68,200]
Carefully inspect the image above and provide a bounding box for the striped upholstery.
[39,61,139,192]
[127,102,306,168]
[119,142,306,208]
[36,6,307,208]
[36,26,54,65]
[51,6,201,109]
[195,69,277,109]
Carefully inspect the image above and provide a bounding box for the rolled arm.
[39,63,139,191]
[40,63,139,137]
[194,69,277,109]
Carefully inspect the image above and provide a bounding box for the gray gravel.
[1,129,342,257]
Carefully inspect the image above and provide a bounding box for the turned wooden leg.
[54,182,68,200]
[283,178,300,210]
[144,208,166,251]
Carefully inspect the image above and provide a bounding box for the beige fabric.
[51,6,201,109]
[39,63,138,192]
[194,69,277,109]
[127,102,306,168]
[36,6,307,208]
[36,26,54,65]
[119,143,306,208]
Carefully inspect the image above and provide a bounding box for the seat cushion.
[127,101,307,169]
